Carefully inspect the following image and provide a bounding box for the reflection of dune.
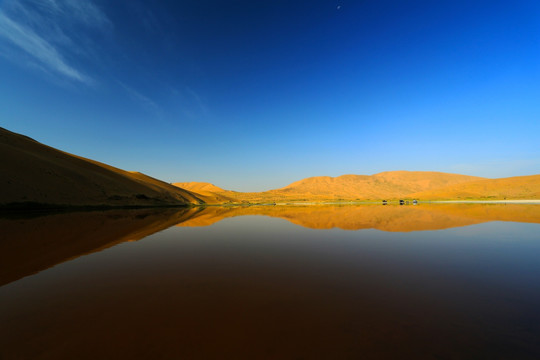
[177,204,540,231]
[422,203,540,224]
[3,204,539,286]
[176,205,482,231]
[0,208,196,286]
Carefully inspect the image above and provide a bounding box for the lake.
[1,204,540,359]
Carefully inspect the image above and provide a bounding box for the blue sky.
[1,0,539,191]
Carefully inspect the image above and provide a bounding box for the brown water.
[1,204,540,359]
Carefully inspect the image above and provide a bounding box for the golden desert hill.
[409,174,540,200]
[175,171,498,202]
[271,171,486,199]
[172,182,238,203]
[176,171,540,202]
[0,127,207,208]
[3,126,540,209]
[173,182,227,194]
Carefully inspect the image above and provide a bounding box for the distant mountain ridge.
[176,171,491,202]
[273,171,485,199]
[172,181,237,203]
[2,127,539,208]
[177,171,540,202]
[410,174,540,200]
[173,182,227,194]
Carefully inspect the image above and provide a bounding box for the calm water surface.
[1,204,540,359]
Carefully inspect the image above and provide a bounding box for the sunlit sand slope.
[410,175,540,200]
[179,171,485,202]
[272,171,485,199]
[0,127,204,208]
[172,182,238,204]
[173,182,226,194]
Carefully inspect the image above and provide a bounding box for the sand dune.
[178,171,540,202]
[410,174,540,200]
[177,171,488,202]
[173,182,226,194]
[4,126,538,208]
[271,171,485,199]
[0,127,204,208]
[172,181,238,204]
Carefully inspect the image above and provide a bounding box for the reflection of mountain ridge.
[177,204,540,231]
[0,208,196,286]
[2,204,539,287]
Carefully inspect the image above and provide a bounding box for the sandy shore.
[427,200,540,204]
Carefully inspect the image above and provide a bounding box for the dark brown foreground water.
[1,204,540,359]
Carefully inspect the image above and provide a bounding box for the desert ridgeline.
[1,127,539,209]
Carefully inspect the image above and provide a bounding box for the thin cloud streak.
[58,0,111,29]
[117,81,162,115]
[169,86,212,122]
[0,0,112,84]
[11,0,111,29]
[185,87,210,117]
[0,10,90,83]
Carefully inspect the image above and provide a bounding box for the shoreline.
[423,200,540,204]
[2,199,540,215]
[204,200,540,206]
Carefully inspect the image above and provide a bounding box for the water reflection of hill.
[2,204,539,287]
[177,204,540,231]
[0,208,195,286]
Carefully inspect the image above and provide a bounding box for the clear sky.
[1,0,539,191]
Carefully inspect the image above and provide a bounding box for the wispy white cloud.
[117,80,162,115]
[6,0,111,31]
[57,0,111,29]
[169,86,211,121]
[0,0,111,84]
[185,87,210,116]
[0,10,90,83]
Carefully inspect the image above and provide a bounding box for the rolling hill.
[177,170,540,202]
[0,127,205,209]
[175,171,490,202]
[270,171,486,200]
[409,174,540,200]
[172,182,239,203]
[173,182,226,194]
[3,126,538,209]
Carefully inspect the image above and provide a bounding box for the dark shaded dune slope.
[0,127,204,208]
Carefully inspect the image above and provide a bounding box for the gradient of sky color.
[1,0,539,191]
